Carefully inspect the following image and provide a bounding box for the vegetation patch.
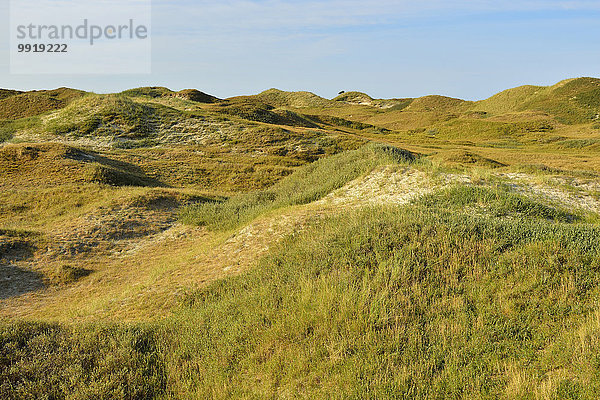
[0,93,62,120]
[473,78,600,124]
[0,143,163,188]
[306,114,392,133]
[0,323,166,399]
[173,89,219,103]
[432,149,506,168]
[0,89,22,101]
[0,88,83,120]
[0,117,42,143]
[170,201,600,398]
[418,185,578,222]
[333,91,413,109]
[121,87,220,104]
[250,88,332,108]
[180,143,415,229]
[46,94,179,138]
[406,94,470,112]
[49,265,93,285]
[0,88,84,120]
[120,86,175,99]
[83,163,162,187]
[211,100,319,128]
[0,229,39,261]
[557,138,600,149]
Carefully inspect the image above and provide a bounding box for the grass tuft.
[50,265,93,285]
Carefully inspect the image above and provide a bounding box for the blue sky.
[1,0,599,100]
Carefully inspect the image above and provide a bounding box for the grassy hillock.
[250,88,332,108]
[333,91,375,104]
[173,89,220,103]
[0,143,162,188]
[326,94,472,132]
[472,78,600,124]
[0,88,85,120]
[45,94,179,138]
[0,88,85,142]
[210,100,320,128]
[306,114,392,133]
[430,118,555,141]
[521,78,600,124]
[0,93,62,120]
[405,95,471,113]
[120,86,175,98]
[121,87,220,103]
[0,88,84,118]
[165,184,600,398]
[471,85,544,115]
[430,149,506,168]
[0,89,22,100]
[333,91,413,110]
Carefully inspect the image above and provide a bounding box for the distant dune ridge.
[1,76,599,124]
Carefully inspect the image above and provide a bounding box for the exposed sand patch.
[317,166,600,214]
[316,166,470,207]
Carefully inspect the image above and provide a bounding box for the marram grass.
[5,185,600,398]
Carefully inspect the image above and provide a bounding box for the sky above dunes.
[1,0,599,100]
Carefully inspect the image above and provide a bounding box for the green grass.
[0,184,170,232]
[164,187,600,398]
[471,85,544,114]
[557,138,600,149]
[0,89,84,120]
[5,181,600,398]
[432,119,554,141]
[418,184,579,222]
[120,86,174,99]
[406,95,470,112]
[0,89,21,101]
[210,100,320,128]
[179,143,415,229]
[472,78,600,124]
[0,117,42,143]
[0,127,12,143]
[45,94,178,138]
[0,322,166,399]
[249,88,332,108]
[432,150,506,168]
[306,114,392,133]
[333,91,414,110]
[0,143,165,188]
[522,78,600,124]
[121,87,219,104]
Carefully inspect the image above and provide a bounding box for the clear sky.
[1,0,599,100]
